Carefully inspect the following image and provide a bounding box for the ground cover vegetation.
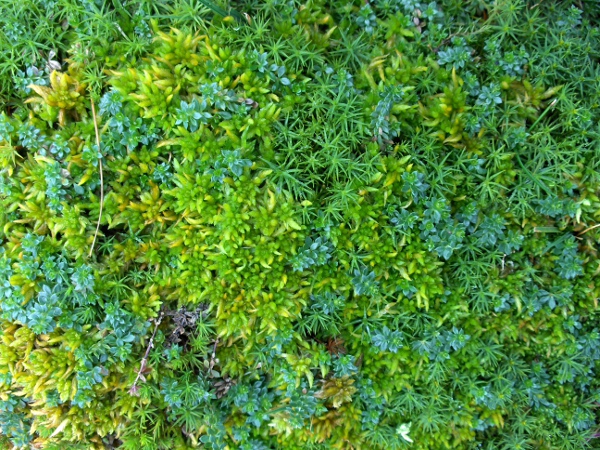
[0,0,599,448]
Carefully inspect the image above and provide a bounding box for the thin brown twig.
[130,311,164,395]
[530,1,542,9]
[578,223,600,236]
[88,98,104,258]
[209,338,219,372]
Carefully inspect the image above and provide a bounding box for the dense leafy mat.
[1,0,600,449]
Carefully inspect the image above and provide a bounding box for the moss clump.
[1,1,600,449]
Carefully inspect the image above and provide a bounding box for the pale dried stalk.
[88,98,104,258]
[130,312,164,396]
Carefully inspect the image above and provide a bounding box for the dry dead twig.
[88,97,104,258]
[130,311,165,396]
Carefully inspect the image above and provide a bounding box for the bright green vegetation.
[1,0,600,449]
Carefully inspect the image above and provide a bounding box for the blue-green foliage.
[206,149,252,183]
[0,395,32,447]
[535,196,578,219]
[356,4,377,34]
[100,302,147,362]
[18,123,45,150]
[483,39,529,78]
[200,412,228,449]
[175,99,212,131]
[437,38,472,69]
[352,267,379,297]
[99,89,123,116]
[357,378,386,430]
[476,83,502,108]
[27,284,63,334]
[0,113,14,142]
[505,126,529,150]
[371,326,404,353]
[389,208,419,233]
[99,90,161,157]
[73,366,106,407]
[161,374,215,421]
[46,136,71,159]
[199,82,245,119]
[153,162,173,184]
[498,229,524,254]
[473,214,505,247]
[500,48,529,77]
[333,354,358,377]
[426,220,466,260]
[371,85,407,143]
[412,327,470,361]
[44,161,68,212]
[14,65,48,94]
[299,292,345,335]
[0,231,146,410]
[553,235,583,280]
[401,171,429,204]
[290,236,333,272]
[249,51,292,87]
[229,379,274,428]
[283,389,326,428]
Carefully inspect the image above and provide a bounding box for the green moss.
[0,0,599,449]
